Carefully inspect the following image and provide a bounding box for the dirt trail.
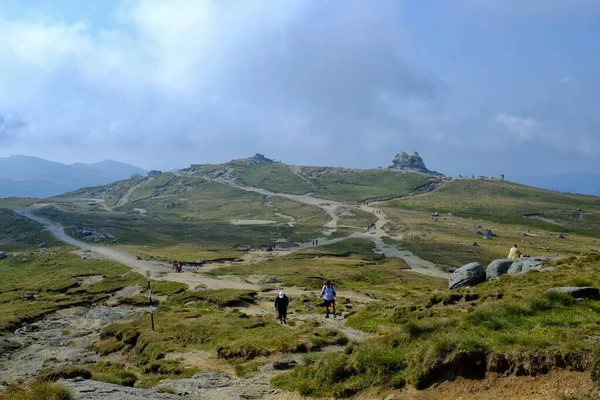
[115,176,153,208]
[210,177,448,278]
[287,165,313,187]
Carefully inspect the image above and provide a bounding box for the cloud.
[0,113,26,143]
[0,0,598,176]
[495,113,540,140]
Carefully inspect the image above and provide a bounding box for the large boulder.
[507,259,544,275]
[486,259,514,280]
[273,359,298,370]
[449,262,486,290]
[546,287,600,299]
[0,251,6,260]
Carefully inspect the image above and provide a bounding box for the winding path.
[210,177,449,279]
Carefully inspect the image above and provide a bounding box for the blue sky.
[0,0,599,180]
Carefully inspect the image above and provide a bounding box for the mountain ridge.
[0,155,147,198]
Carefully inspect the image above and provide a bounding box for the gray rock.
[449,262,486,290]
[487,259,514,280]
[15,322,39,334]
[170,372,231,395]
[63,379,179,399]
[0,251,5,259]
[38,242,46,248]
[546,287,600,299]
[558,233,565,239]
[389,151,439,174]
[0,337,21,354]
[261,276,278,284]
[507,259,544,275]
[273,359,297,370]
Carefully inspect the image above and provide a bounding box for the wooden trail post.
[146,270,155,331]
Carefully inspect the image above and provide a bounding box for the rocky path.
[210,178,449,278]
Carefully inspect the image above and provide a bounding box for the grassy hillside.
[0,208,59,251]
[388,178,600,237]
[0,248,136,333]
[273,255,600,397]
[298,167,436,203]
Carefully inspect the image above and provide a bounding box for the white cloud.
[495,113,540,140]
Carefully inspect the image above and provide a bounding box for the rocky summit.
[389,151,438,174]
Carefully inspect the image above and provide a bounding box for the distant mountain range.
[513,174,600,197]
[0,155,147,198]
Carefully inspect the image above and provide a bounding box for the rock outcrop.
[0,251,5,259]
[62,378,179,400]
[486,259,514,280]
[546,287,600,299]
[449,262,486,290]
[507,259,546,275]
[248,153,274,164]
[389,151,438,174]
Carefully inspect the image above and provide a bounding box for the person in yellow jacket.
[508,244,522,259]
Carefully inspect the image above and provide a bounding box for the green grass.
[0,197,39,208]
[0,381,74,400]
[90,289,348,387]
[208,238,422,291]
[273,255,600,397]
[388,179,600,237]
[129,173,177,202]
[0,209,60,251]
[298,167,435,203]
[0,247,143,334]
[232,162,312,195]
[60,177,146,207]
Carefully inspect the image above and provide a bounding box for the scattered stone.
[273,359,297,370]
[431,212,440,217]
[558,233,565,239]
[486,259,514,280]
[63,379,179,399]
[236,245,251,251]
[473,242,479,247]
[261,276,278,284]
[449,262,486,290]
[0,251,5,260]
[14,322,39,334]
[546,287,600,299]
[522,232,528,237]
[169,372,231,395]
[38,242,47,248]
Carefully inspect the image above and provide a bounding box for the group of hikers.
[367,223,376,231]
[172,260,183,273]
[274,280,337,324]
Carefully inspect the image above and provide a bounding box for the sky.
[0,0,599,178]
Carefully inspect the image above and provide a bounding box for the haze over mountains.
[0,155,147,198]
[1,153,598,198]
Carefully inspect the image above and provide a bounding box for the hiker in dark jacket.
[274,291,289,324]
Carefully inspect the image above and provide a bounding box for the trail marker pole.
[146,270,155,331]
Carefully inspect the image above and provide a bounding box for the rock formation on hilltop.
[389,151,439,174]
[247,153,274,165]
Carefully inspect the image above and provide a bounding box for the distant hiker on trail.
[172,261,177,271]
[176,262,183,273]
[272,241,276,249]
[508,244,522,260]
[274,291,289,324]
[320,280,337,318]
[314,239,318,246]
